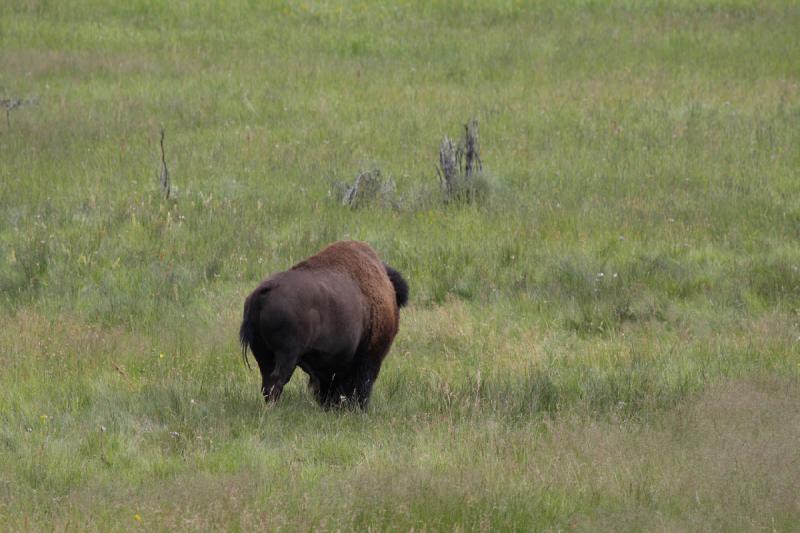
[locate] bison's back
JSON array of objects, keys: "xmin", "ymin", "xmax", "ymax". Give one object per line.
[
  {"xmin": 255, "ymin": 269, "xmax": 366, "ymax": 359},
  {"xmin": 291, "ymin": 241, "xmax": 400, "ymax": 350}
]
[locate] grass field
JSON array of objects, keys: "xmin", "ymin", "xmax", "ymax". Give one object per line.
[{"xmin": 2, "ymin": 0, "xmax": 799, "ymax": 529}]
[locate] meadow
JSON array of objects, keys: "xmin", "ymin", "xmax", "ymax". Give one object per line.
[{"xmin": 1, "ymin": 0, "xmax": 799, "ymax": 529}]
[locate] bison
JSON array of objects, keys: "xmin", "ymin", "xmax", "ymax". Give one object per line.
[{"xmin": 239, "ymin": 240, "xmax": 408, "ymax": 408}]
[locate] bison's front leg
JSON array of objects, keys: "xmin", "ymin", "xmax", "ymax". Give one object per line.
[
  {"xmin": 324, "ymin": 361, "xmax": 380, "ymax": 409},
  {"xmin": 350, "ymin": 360, "xmax": 383, "ymax": 409},
  {"xmin": 347, "ymin": 348, "xmax": 390, "ymax": 409},
  {"xmin": 261, "ymin": 351, "xmax": 298, "ymax": 403}
]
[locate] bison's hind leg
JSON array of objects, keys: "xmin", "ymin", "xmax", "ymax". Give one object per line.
[
  {"xmin": 307, "ymin": 372, "xmax": 340, "ymax": 408},
  {"xmin": 261, "ymin": 350, "xmax": 300, "ymax": 403}
]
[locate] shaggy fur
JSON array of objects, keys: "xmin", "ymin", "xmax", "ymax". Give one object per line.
[{"xmin": 239, "ymin": 241, "xmax": 408, "ymax": 408}]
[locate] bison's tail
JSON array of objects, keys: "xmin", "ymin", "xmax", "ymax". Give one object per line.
[
  {"xmin": 239, "ymin": 284, "xmax": 271, "ymax": 369},
  {"xmin": 384, "ymin": 263, "xmax": 409, "ymax": 308},
  {"xmin": 239, "ymin": 316, "xmax": 255, "ymax": 370}
]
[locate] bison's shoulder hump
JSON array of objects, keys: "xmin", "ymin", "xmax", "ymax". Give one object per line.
[{"xmin": 292, "ymin": 241, "xmax": 380, "ymax": 272}]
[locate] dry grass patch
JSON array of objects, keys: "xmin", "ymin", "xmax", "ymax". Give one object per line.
[{"xmin": 561, "ymin": 376, "xmax": 800, "ymax": 530}]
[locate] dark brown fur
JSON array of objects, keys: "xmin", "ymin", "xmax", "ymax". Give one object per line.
[{"xmin": 239, "ymin": 241, "xmax": 408, "ymax": 408}]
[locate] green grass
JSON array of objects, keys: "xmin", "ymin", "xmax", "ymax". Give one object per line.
[{"xmin": 2, "ymin": 0, "xmax": 799, "ymax": 529}]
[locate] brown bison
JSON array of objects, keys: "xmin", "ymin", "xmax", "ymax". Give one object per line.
[{"xmin": 239, "ymin": 240, "xmax": 408, "ymax": 408}]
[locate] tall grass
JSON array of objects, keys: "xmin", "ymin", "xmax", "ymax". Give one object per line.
[{"xmin": 1, "ymin": 0, "xmax": 799, "ymax": 529}]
